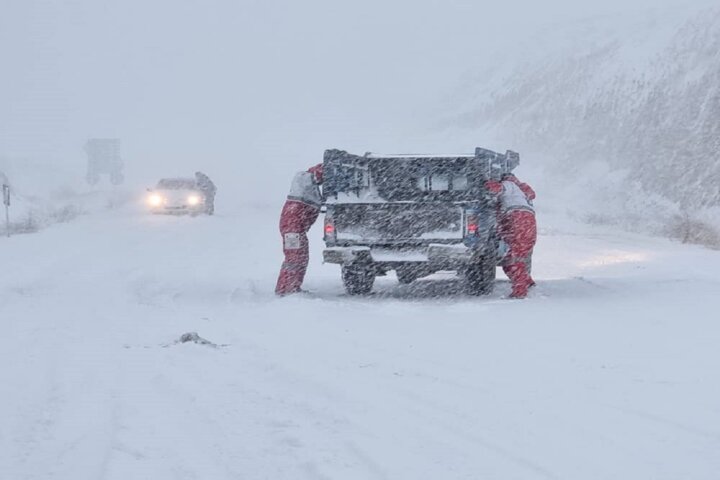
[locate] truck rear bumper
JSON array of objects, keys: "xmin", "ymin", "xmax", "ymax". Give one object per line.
[{"xmin": 323, "ymin": 244, "xmax": 475, "ymax": 267}]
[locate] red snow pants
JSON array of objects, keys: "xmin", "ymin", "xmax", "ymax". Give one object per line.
[
  {"xmin": 499, "ymin": 210, "xmax": 537, "ymax": 298},
  {"xmin": 275, "ymin": 200, "xmax": 320, "ymax": 295}
]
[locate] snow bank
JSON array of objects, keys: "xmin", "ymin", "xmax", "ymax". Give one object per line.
[{"xmin": 0, "ymin": 157, "xmax": 135, "ymax": 236}]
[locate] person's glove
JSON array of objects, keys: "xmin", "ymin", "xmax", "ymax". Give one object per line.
[
  {"xmin": 307, "ymin": 164, "xmax": 324, "ymax": 185},
  {"xmin": 484, "ymin": 180, "xmax": 502, "ymax": 195}
]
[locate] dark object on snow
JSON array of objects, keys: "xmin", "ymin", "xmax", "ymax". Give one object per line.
[
  {"xmin": 321, "ymin": 148, "xmax": 521, "ymax": 296},
  {"xmin": 176, "ymin": 332, "xmax": 217, "ymax": 347}
]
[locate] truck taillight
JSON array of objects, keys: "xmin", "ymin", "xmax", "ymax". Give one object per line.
[
  {"xmin": 324, "ymin": 218, "xmax": 336, "ymax": 242},
  {"xmin": 466, "ymin": 212, "xmax": 479, "ymax": 236}
]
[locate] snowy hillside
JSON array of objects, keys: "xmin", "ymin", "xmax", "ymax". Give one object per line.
[{"xmin": 449, "ymin": 6, "xmax": 720, "ymax": 242}]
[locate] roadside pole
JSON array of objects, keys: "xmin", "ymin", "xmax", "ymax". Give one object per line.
[{"xmin": 2, "ymin": 184, "xmax": 10, "ymax": 238}]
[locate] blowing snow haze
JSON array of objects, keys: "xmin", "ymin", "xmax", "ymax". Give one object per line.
[
  {"xmin": 2, "ymin": 0, "xmax": 715, "ymax": 206},
  {"xmin": 4, "ymin": 2, "xmax": 720, "ymax": 478}
]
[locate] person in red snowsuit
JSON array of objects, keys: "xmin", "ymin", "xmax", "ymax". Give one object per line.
[
  {"xmin": 485, "ymin": 174, "xmax": 537, "ymax": 298},
  {"xmin": 275, "ymin": 164, "xmax": 324, "ymax": 296}
]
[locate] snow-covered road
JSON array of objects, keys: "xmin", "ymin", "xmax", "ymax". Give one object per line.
[{"xmin": 2, "ymin": 206, "xmax": 719, "ymax": 479}]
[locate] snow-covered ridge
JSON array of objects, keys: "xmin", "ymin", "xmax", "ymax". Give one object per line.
[{"xmin": 448, "ymin": 6, "xmax": 720, "ymax": 244}]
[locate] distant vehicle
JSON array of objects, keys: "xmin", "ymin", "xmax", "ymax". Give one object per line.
[
  {"xmin": 85, "ymin": 139, "xmax": 124, "ymax": 185},
  {"xmin": 321, "ymin": 148, "xmax": 519, "ymax": 295},
  {"xmin": 146, "ymin": 178, "xmax": 209, "ymax": 215}
]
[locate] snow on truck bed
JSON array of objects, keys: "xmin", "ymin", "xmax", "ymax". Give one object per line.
[
  {"xmin": 365, "ymin": 153, "xmax": 475, "ymax": 158},
  {"xmin": 1, "ymin": 204, "xmax": 719, "ymax": 479}
]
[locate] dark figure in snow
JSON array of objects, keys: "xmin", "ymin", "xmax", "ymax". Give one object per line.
[
  {"xmin": 485, "ymin": 174, "xmax": 537, "ymax": 298},
  {"xmin": 275, "ymin": 164, "xmax": 324, "ymax": 296},
  {"xmin": 195, "ymin": 171, "xmax": 217, "ymax": 215}
]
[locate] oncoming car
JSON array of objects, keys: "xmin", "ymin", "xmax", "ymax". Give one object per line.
[{"xmin": 146, "ymin": 178, "xmax": 208, "ymax": 215}]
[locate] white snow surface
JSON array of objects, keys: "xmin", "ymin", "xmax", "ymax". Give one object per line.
[{"xmin": 1, "ymin": 200, "xmax": 720, "ymax": 479}]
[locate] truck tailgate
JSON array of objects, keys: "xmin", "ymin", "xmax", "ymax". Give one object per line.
[{"xmin": 331, "ymin": 203, "xmax": 464, "ymax": 243}]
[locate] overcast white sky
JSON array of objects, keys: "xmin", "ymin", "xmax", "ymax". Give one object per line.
[{"xmin": 0, "ymin": 0, "xmax": 713, "ymax": 195}]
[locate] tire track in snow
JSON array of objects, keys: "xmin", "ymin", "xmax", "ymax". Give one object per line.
[
  {"xmin": 609, "ymin": 405, "xmax": 720, "ymax": 443},
  {"xmin": 120, "ymin": 343, "xmax": 360, "ymax": 479},
  {"xmin": 348, "ymin": 372, "xmax": 561, "ymax": 479}
]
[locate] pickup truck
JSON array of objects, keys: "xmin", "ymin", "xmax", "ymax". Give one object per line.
[{"xmin": 321, "ymin": 148, "xmax": 520, "ymax": 295}]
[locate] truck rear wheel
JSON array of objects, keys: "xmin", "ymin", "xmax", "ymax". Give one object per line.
[
  {"xmin": 464, "ymin": 257, "xmax": 496, "ymax": 295},
  {"xmin": 341, "ymin": 265, "xmax": 375, "ymax": 295}
]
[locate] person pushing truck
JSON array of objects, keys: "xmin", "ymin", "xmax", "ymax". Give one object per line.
[{"xmin": 275, "ymin": 164, "xmax": 324, "ymax": 296}]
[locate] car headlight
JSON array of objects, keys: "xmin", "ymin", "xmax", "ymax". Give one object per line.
[
  {"xmin": 148, "ymin": 194, "xmax": 164, "ymax": 207},
  {"xmin": 187, "ymin": 195, "xmax": 202, "ymax": 206}
]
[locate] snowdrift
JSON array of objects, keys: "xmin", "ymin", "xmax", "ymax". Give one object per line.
[{"xmin": 0, "ymin": 157, "xmax": 135, "ymax": 236}]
